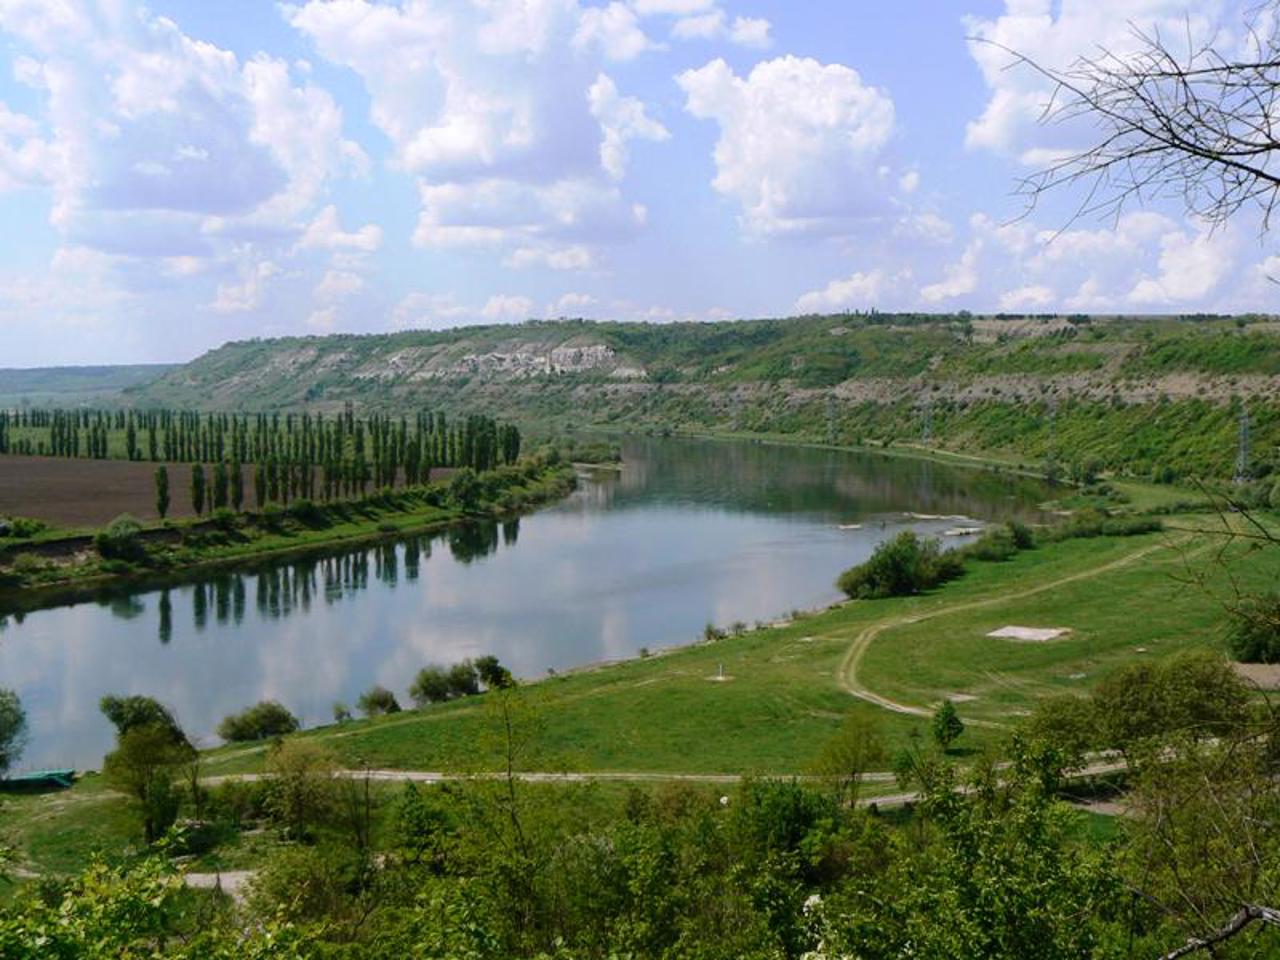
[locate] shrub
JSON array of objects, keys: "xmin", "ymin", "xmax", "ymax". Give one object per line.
[
  {"xmin": 256, "ymin": 504, "xmax": 286, "ymax": 532},
  {"xmin": 356, "ymin": 685, "xmax": 401, "ymax": 717},
  {"xmin": 409, "ymin": 665, "xmax": 452, "ymax": 706},
  {"xmin": 332, "ymin": 702, "xmax": 352, "ymax": 724},
  {"xmin": 1226, "ymin": 593, "xmax": 1280, "ymax": 663},
  {"xmin": 475, "ymin": 655, "xmax": 514, "ymax": 690},
  {"xmin": 447, "ymin": 661, "xmax": 480, "ymax": 698},
  {"xmin": 287, "ymin": 499, "xmax": 327, "ymax": 527},
  {"xmin": 210, "ymin": 508, "xmax": 237, "ymax": 532},
  {"xmin": 0, "ymin": 516, "xmax": 46, "ymax": 539},
  {"xmin": 837, "ymin": 532, "xmax": 965, "ymax": 599},
  {"xmin": 965, "ymin": 527, "xmax": 1018, "ymax": 562},
  {"xmin": 218, "ymin": 700, "xmax": 300, "ymax": 742},
  {"xmin": 94, "ymin": 515, "xmax": 146, "ymax": 562},
  {"xmin": 1006, "ymin": 519, "xmax": 1036, "ymax": 550}
]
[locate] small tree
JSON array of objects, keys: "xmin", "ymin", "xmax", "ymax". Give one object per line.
[
  {"xmin": 811, "ymin": 712, "xmax": 886, "ymax": 805},
  {"xmin": 356, "ymin": 685, "xmax": 401, "ymax": 717},
  {"xmin": 409, "ymin": 665, "xmax": 453, "ymax": 706},
  {"xmin": 0, "ymin": 689, "xmax": 27, "ymax": 776},
  {"xmin": 230, "ymin": 460, "xmax": 244, "ymax": 512},
  {"xmin": 932, "ymin": 699, "xmax": 965, "ymax": 751},
  {"xmin": 264, "ymin": 740, "xmax": 336, "ymax": 841},
  {"xmin": 1227, "ymin": 593, "xmax": 1280, "ymax": 663},
  {"xmin": 837, "ymin": 531, "xmax": 965, "ymax": 599},
  {"xmin": 475, "ymin": 655, "xmax": 515, "ymax": 691},
  {"xmin": 217, "ymin": 701, "xmax": 299, "ymax": 742},
  {"xmin": 154, "ymin": 465, "xmax": 169, "ymax": 520},
  {"xmin": 447, "ymin": 660, "xmax": 480, "ymax": 698},
  {"xmin": 212, "ymin": 461, "xmax": 229, "ymax": 511},
  {"xmin": 100, "ymin": 694, "xmax": 188, "ymax": 745},
  {"xmin": 191, "ymin": 463, "xmax": 206, "ymax": 516},
  {"xmin": 104, "ymin": 723, "xmax": 194, "ymax": 843}
]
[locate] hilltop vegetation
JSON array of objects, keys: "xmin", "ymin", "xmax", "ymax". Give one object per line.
[
  {"xmin": 127, "ymin": 313, "xmax": 1280, "ymax": 481},
  {"xmin": 0, "ymin": 364, "xmax": 177, "ymax": 408}
]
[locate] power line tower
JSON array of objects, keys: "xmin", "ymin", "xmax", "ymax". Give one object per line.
[{"xmin": 1234, "ymin": 405, "xmax": 1251, "ymax": 485}]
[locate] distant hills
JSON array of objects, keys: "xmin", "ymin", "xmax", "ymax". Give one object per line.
[
  {"xmin": 14, "ymin": 313, "xmax": 1280, "ymax": 480},
  {"xmin": 0, "ymin": 363, "xmax": 178, "ymax": 408}
]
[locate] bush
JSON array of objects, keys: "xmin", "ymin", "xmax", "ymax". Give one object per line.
[
  {"xmin": 218, "ymin": 700, "xmax": 300, "ymax": 742},
  {"xmin": 447, "ymin": 660, "xmax": 479, "ymax": 698},
  {"xmin": 1006, "ymin": 519, "xmax": 1036, "ymax": 550},
  {"xmin": 475, "ymin": 655, "xmax": 514, "ymax": 690},
  {"xmin": 409, "ymin": 665, "xmax": 452, "ymax": 706},
  {"xmin": 356, "ymin": 685, "xmax": 401, "ymax": 717},
  {"xmin": 965, "ymin": 527, "xmax": 1018, "ymax": 562},
  {"xmin": 0, "ymin": 516, "xmax": 46, "ymax": 539},
  {"xmin": 209, "ymin": 508, "xmax": 237, "ymax": 532},
  {"xmin": 1226, "ymin": 593, "xmax": 1280, "ymax": 663},
  {"xmin": 94, "ymin": 515, "xmax": 146, "ymax": 562},
  {"xmin": 287, "ymin": 499, "xmax": 327, "ymax": 527},
  {"xmin": 837, "ymin": 532, "xmax": 965, "ymax": 599}
]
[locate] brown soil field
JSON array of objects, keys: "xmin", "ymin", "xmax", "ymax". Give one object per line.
[
  {"xmin": 0, "ymin": 456, "xmax": 207, "ymax": 528},
  {"xmin": 0, "ymin": 457, "xmax": 460, "ymax": 530}
]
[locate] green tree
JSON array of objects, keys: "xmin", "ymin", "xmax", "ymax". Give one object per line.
[
  {"xmin": 154, "ymin": 465, "xmax": 169, "ymax": 520},
  {"xmin": 212, "ymin": 460, "xmax": 229, "ymax": 510},
  {"xmin": 475, "ymin": 655, "xmax": 515, "ymax": 690},
  {"xmin": 356, "ymin": 685, "xmax": 401, "ymax": 717},
  {"xmin": 933, "ymin": 698, "xmax": 965, "ymax": 750},
  {"xmin": 230, "ymin": 459, "xmax": 244, "ymax": 512},
  {"xmin": 409, "ymin": 665, "xmax": 452, "ymax": 706},
  {"xmin": 810, "ymin": 712, "xmax": 886, "ymax": 804},
  {"xmin": 191, "ymin": 463, "xmax": 206, "ymax": 516},
  {"xmin": 99, "ymin": 694, "xmax": 188, "ymax": 746},
  {"xmin": 254, "ymin": 461, "xmax": 266, "ymax": 509},
  {"xmin": 218, "ymin": 701, "xmax": 299, "ymax": 742},
  {"xmin": 0, "ymin": 689, "xmax": 27, "ymax": 776},
  {"xmin": 837, "ymin": 531, "xmax": 965, "ymax": 599},
  {"xmin": 104, "ymin": 723, "xmax": 194, "ymax": 843}
]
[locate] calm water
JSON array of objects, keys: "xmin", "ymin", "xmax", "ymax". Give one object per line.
[{"xmin": 0, "ymin": 438, "xmax": 1050, "ymax": 770}]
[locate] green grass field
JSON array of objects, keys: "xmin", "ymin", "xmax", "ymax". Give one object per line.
[{"xmin": 197, "ymin": 514, "xmax": 1276, "ymax": 779}]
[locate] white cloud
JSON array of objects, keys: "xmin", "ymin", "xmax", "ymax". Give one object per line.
[
  {"xmin": 964, "ymin": 1, "xmax": 1235, "ymax": 164},
  {"xmin": 574, "ymin": 2, "xmax": 654, "ymax": 61},
  {"xmin": 1128, "ymin": 227, "xmax": 1235, "ymax": 305},
  {"xmin": 921, "ymin": 240, "xmax": 981, "ymax": 303},
  {"xmin": 669, "ymin": 8, "xmax": 771, "ymax": 47},
  {"xmin": 998, "ymin": 284, "xmax": 1054, "ymax": 311},
  {"xmin": 289, "ymin": 0, "xmax": 660, "ymax": 266},
  {"xmin": 212, "ymin": 257, "xmax": 281, "ymax": 313},
  {"xmin": 506, "ymin": 245, "xmax": 597, "ymax": 270},
  {"xmin": 633, "ymin": 0, "xmax": 715, "ymax": 14},
  {"xmin": 315, "ymin": 269, "xmax": 364, "ymax": 302},
  {"xmin": 728, "ymin": 16, "xmax": 770, "ymax": 48},
  {"xmin": 588, "ymin": 73, "xmax": 669, "ymax": 180},
  {"xmin": 392, "ymin": 290, "xmax": 534, "ymax": 329},
  {"xmin": 548, "ymin": 291, "xmax": 596, "ymax": 314},
  {"xmin": 672, "ymin": 10, "xmax": 724, "ymax": 40},
  {"xmin": 482, "ymin": 293, "xmax": 535, "ymax": 320},
  {"xmin": 795, "ymin": 268, "xmax": 906, "ymax": 313},
  {"xmin": 297, "ymin": 205, "xmax": 383, "ymax": 252},
  {"xmin": 898, "ymin": 170, "xmax": 919, "ymax": 194},
  {"xmin": 0, "ymin": 0, "xmax": 364, "ymax": 289},
  {"xmin": 678, "ymin": 55, "xmax": 896, "ymax": 236}
]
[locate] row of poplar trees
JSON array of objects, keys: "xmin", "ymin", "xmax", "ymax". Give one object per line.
[{"xmin": 1, "ymin": 407, "xmax": 519, "ymax": 476}]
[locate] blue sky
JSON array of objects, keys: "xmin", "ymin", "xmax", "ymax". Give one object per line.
[{"xmin": 0, "ymin": 0, "xmax": 1275, "ymax": 366}]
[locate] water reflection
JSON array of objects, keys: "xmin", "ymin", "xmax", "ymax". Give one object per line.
[{"xmin": 2, "ymin": 437, "xmax": 1052, "ymax": 770}]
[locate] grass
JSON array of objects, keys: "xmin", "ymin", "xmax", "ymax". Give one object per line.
[
  {"xmin": 2, "ymin": 775, "xmax": 139, "ymax": 877},
  {"xmin": 198, "ymin": 513, "xmax": 1277, "ymax": 780}
]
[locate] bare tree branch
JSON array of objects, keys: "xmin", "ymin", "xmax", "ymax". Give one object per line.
[
  {"xmin": 1159, "ymin": 904, "xmax": 1280, "ymax": 958},
  {"xmin": 979, "ymin": 5, "xmax": 1280, "ymax": 236}
]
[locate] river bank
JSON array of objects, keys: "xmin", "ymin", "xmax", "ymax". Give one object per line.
[{"xmin": 0, "ymin": 462, "xmax": 577, "ymax": 616}]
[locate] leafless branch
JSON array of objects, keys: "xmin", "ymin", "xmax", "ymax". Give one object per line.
[{"xmin": 1159, "ymin": 904, "xmax": 1280, "ymax": 958}]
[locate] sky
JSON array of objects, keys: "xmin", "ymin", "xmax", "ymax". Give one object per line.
[{"xmin": 0, "ymin": 0, "xmax": 1276, "ymax": 367}]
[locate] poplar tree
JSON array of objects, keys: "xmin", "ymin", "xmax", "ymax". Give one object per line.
[
  {"xmin": 155, "ymin": 465, "xmax": 170, "ymax": 520},
  {"xmin": 191, "ymin": 464, "xmax": 207, "ymax": 517}
]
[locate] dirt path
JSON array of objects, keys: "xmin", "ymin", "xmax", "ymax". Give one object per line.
[
  {"xmin": 203, "ymin": 768, "xmax": 897, "ymax": 787},
  {"xmin": 835, "ymin": 536, "xmax": 1186, "ymax": 720}
]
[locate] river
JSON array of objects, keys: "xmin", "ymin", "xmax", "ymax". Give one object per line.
[{"xmin": 0, "ymin": 437, "xmax": 1050, "ymax": 770}]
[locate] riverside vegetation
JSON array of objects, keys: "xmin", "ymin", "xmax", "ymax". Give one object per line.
[{"xmin": 0, "ymin": 405, "xmax": 582, "ymax": 609}]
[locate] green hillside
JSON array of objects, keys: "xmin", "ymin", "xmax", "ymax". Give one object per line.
[
  {"xmin": 127, "ymin": 314, "xmax": 1280, "ymax": 481},
  {"xmin": 0, "ymin": 364, "xmax": 176, "ymax": 407}
]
